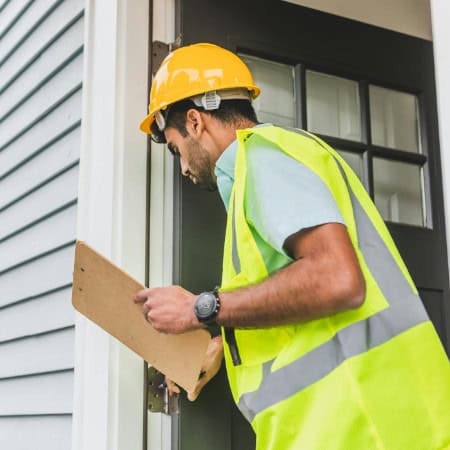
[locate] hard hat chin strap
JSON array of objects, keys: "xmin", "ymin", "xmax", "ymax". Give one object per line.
[{"xmin": 190, "ymin": 88, "xmax": 253, "ymax": 111}]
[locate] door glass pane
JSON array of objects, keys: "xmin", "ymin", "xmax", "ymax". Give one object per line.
[
  {"xmin": 373, "ymin": 158, "xmax": 425, "ymax": 226},
  {"xmin": 370, "ymin": 86, "xmax": 421, "ymax": 153},
  {"xmin": 336, "ymin": 150, "xmax": 363, "ymax": 181},
  {"xmin": 240, "ymin": 55, "xmax": 295, "ymax": 127},
  {"xmin": 306, "ymin": 71, "xmax": 361, "ymax": 141}
]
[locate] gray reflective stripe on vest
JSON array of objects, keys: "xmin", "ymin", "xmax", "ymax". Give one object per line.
[
  {"xmin": 231, "ymin": 194, "xmax": 241, "ymax": 274},
  {"xmin": 236, "ymin": 127, "xmax": 429, "ymax": 423},
  {"xmin": 226, "ymin": 195, "xmax": 243, "ymax": 366}
]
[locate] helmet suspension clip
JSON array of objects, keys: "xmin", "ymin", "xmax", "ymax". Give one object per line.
[{"xmin": 200, "ymin": 91, "xmax": 221, "ymax": 110}]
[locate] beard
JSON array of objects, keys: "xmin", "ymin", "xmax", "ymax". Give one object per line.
[{"xmin": 185, "ymin": 137, "xmax": 217, "ymax": 192}]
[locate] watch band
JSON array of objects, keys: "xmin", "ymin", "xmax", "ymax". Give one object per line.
[{"xmin": 207, "ymin": 322, "xmax": 222, "ymax": 337}]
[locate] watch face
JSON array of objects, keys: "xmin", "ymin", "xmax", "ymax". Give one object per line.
[{"xmin": 195, "ymin": 292, "xmax": 218, "ymax": 322}]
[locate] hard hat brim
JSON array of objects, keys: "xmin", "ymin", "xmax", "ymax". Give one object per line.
[{"xmin": 139, "ymin": 113, "xmax": 154, "ymax": 135}]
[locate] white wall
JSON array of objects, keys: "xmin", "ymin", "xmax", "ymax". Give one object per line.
[
  {"xmin": 284, "ymin": 0, "xmax": 432, "ymax": 40},
  {"xmin": 0, "ymin": 0, "xmax": 84, "ymax": 448}
]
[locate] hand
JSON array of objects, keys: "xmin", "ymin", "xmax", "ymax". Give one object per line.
[
  {"xmin": 163, "ymin": 337, "xmax": 224, "ymax": 400},
  {"xmin": 187, "ymin": 335, "xmax": 224, "ymax": 401},
  {"xmin": 133, "ymin": 285, "xmax": 201, "ymax": 334}
]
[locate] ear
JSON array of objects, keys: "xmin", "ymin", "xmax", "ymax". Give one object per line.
[{"xmin": 186, "ymin": 109, "xmax": 205, "ymax": 139}]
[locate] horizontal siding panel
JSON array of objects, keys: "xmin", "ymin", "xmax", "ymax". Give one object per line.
[
  {"xmin": 0, "ymin": 328, "xmax": 74, "ymax": 378},
  {"xmin": 0, "ymin": 415, "xmax": 71, "ymax": 450},
  {"xmin": 0, "ymin": 0, "xmax": 83, "ymax": 78},
  {"xmin": 0, "ymin": 88, "xmax": 81, "ymax": 172},
  {"xmin": 0, "ymin": 0, "xmax": 56, "ymax": 58},
  {"xmin": 0, "ymin": 14, "xmax": 83, "ymax": 108},
  {"xmin": 0, "ymin": 204, "xmax": 77, "ymax": 271},
  {"xmin": 0, "ymin": 125, "xmax": 80, "ymax": 205},
  {"xmin": 0, "ymin": 0, "xmax": 32, "ymax": 37},
  {"xmin": 0, "ymin": 54, "xmax": 83, "ymax": 143},
  {"xmin": 0, "ymin": 244, "xmax": 75, "ymax": 307},
  {"xmin": 0, "ymin": 165, "xmax": 79, "ymax": 237},
  {"xmin": 0, "ymin": 371, "xmax": 73, "ymax": 415},
  {"xmin": 0, "ymin": 287, "xmax": 74, "ymax": 342},
  {"xmin": 0, "ymin": 0, "xmax": 83, "ymax": 442}
]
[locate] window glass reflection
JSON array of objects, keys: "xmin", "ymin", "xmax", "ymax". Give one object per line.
[
  {"xmin": 370, "ymin": 86, "xmax": 421, "ymax": 153},
  {"xmin": 241, "ymin": 55, "xmax": 295, "ymax": 127},
  {"xmin": 373, "ymin": 158, "xmax": 425, "ymax": 226},
  {"xmin": 306, "ymin": 71, "xmax": 361, "ymax": 141}
]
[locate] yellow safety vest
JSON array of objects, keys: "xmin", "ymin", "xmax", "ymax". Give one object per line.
[{"xmin": 220, "ymin": 125, "xmax": 450, "ymax": 450}]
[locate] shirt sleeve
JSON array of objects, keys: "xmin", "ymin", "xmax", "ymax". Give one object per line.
[{"xmin": 245, "ymin": 134, "xmax": 345, "ymax": 255}]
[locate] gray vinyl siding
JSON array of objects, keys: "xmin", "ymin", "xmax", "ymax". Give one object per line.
[{"xmin": 0, "ymin": 0, "xmax": 83, "ymax": 448}]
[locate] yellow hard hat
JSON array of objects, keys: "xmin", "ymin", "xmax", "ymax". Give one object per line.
[{"xmin": 139, "ymin": 43, "xmax": 260, "ymax": 137}]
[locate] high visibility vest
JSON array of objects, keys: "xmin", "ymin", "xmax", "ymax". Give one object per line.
[{"xmin": 220, "ymin": 125, "xmax": 450, "ymax": 450}]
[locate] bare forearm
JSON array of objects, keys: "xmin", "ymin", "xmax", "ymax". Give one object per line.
[
  {"xmin": 134, "ymin": 224, "xmax": 366, "ymax": 334},
  {"xmin": 216, "ymin": 226, "xmax": 366, "ymax": 328}
]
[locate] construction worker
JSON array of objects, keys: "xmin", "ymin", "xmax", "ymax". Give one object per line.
[{"xmin": 134, "ymin": 43, "xmax": 450, "ymax": 449}]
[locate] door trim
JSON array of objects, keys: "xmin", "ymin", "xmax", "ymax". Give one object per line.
[
  {"xmin": 430, "ymin": 0, "xmax": 450, "ymax": 352},
  {"xmin": 147, "ymin": 0, "xmax": 178, "ymax": 449},
  {"xmin": 71, "ymin": 1, "xmax": 149, "ymax": 449}
]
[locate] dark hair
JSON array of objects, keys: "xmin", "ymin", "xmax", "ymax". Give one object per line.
[{"xmin": 165, "ymin": 98, "xmax": 258, "ymax": 138}]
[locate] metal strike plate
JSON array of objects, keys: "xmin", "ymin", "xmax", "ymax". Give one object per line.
[
  {"xmin": 147, "ymin": 366, "xmax": 179, "ymax": 415},
  {"xmin": 151, "ymin": 41, "xmax": 170, "ymax": 75},
  {"xmin": 151, "ymin": 36, "xmax": 182, "ymax": 74}
]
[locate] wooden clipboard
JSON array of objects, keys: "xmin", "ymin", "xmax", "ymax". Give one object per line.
[{"xmin": 72, "ymin": 240, "xmax": 210, "ymax": 392}]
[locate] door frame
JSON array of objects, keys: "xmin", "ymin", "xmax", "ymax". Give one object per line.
[{"xmin": 431, "ymin": 0, "xmax": 450, "ymax": 332}]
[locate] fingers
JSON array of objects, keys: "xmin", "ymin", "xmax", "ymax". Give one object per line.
[
  {"xmin": 187, "ymin": 363, "xmax": 219, "ymax": 402},
  {"xmin": 133, "ymin": 288, "xmax": 152, "ymax": 304},
  {"xmin": 165, "ymin": 377, "xmax": 201, "ymax": 401},
  {"xmin": 165, "ymin": 378, "xmax": 180, "ymax": 396},
  {"xmin": 132, "ymin": 285, "xmax": 199, "ymax": 334},
  {"xmin": 187, "ymin": 369, "xmax": 213, "ymax": 401},
  {"xmin": 168, "ymin": 351, "xmax": 223, "ymax": 402},
  {"xmin": 132, "ymin": 289, "xmax": 154, "ymax": 323}
]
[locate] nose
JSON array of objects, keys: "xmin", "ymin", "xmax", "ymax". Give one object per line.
[{"xmin": 180, "ymin": 158, "xmax": 190, "ymax": 177}]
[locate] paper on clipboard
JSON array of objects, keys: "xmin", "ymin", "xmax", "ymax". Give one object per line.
[{"xmin": 71, "ymin": 240, "xmax": 210, "ymax": 392}]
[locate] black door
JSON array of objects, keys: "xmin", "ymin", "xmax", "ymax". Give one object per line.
[{"xmin": 171, "ymin": 1, "xmax": 450, "ymax": 449}]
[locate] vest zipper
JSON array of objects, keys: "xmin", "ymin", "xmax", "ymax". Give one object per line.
[{"xmin": 224, "ymin": 327, "xmax": 242, "ymax": 365}]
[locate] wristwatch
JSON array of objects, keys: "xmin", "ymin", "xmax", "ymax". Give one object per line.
[{"xmin": 194, "ymin": 290, "xmax": 221, "ymax": 324}]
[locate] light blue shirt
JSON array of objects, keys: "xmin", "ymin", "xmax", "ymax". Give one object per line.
[{"xmin": 215, "ymin": 124, "xmax": 345, "ymax": 272}]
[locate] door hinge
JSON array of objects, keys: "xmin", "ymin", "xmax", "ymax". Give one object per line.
[
  {"xmin": 147, "ymin": 366, "xmax": 180, "ymax": 415},
  {"xmin": 151, "ymin": 35, "xmax": 183, "ymax": 74}
]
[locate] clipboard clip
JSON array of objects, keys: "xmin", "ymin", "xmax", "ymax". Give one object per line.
[{"xmin": 147, "ymin": 366, "xmax": 180, "ymax": 415}]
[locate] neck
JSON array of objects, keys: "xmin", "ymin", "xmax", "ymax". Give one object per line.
[
  {"xmin": 214, "ymin": 119, "xmax": 258, "ymax": 153},
  {"xmin": 201, "ymin": 114, "xmax": 258, "ymax": 167}
]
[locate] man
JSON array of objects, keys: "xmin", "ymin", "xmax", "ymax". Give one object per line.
[{"xmin": 135, "ymin": 43, "xmax": 450, "ymax": 449}]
